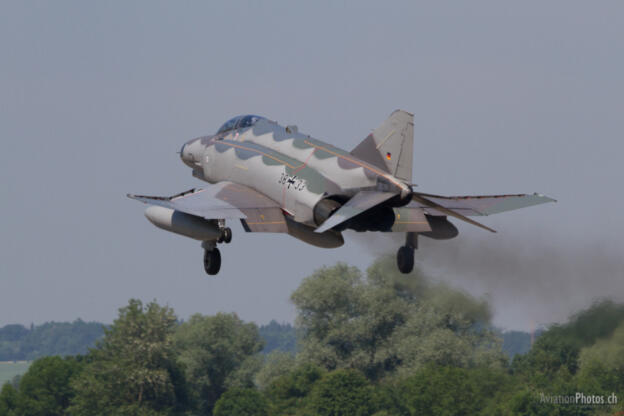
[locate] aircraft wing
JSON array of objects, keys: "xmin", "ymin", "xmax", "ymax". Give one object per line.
[
  {"xmin": 128, "ymin": 182, "xmax": 287, "ymax": 232},
  {"xmin": 410, "ymin": 192, "xmax": 556, "ymax": 216}
]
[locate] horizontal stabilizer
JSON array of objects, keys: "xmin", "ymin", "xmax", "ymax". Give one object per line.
[
  {"xmin": 411, "ymin": 193, "xmax": 496, "ymax": 233},
  {"xmin": 315, "ymin": 191, "xmax": 397, "ymax": 233},
  {"xmin": 410, "ymin": 192, "xmax": 556, "ymax": 216},
  {"xmin": 410, "ymin": 192, "xmax": 556, "ymax": 233}
]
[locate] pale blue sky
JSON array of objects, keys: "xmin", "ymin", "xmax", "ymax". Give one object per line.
[{"xmin": 1, "ymin": 1, "xmax": 622, "ymax": 330}]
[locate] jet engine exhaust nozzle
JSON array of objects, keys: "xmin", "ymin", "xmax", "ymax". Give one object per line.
[{"xmin": 313, "ymin": 198, "xmax": 342, "ymax": 226}]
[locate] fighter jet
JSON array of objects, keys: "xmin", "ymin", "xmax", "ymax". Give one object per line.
[{"xmin": 129, "ymin": 111, "xmax": 554, "ymax": 275}]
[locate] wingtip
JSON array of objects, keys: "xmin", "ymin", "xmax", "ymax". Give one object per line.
[{"xmin": 533, "ymin": 192, "xmax": 557, "ymax": 203}]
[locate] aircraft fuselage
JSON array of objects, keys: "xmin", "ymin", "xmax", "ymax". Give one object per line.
[{"xmin": 181, "ymin": 117, "xmax": 411, "ymax": 226}]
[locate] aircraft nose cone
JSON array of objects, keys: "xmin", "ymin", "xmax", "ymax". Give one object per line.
[{"xmin": 180, "ymin": 139, "xmax": 198, "ymax": 167}]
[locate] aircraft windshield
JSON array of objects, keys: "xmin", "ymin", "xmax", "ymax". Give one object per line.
[{"xmin": 216, "ymin": 115, "xmax": 264, "ymax": 134}]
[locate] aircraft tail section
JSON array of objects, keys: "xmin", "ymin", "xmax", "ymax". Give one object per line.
[{"xmin": 350, "ymin": 110, "xmax": 414, "ymax": 182}]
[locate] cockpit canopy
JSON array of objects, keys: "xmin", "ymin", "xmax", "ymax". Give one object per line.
[{"xmin": 216, "ymin": 115, "xmax": 265, "ymax": 134}]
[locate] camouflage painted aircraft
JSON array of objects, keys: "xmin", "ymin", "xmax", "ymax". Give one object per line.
[{"xmin": 129, "ymin": 111, "xmax": 555, "ymax": 275}]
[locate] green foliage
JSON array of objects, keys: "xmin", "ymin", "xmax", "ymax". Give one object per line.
[
  {"xmin": 292, "ymin": 257, "xmax": 505, "ymax": 381},
  {"xmin": 259, "ymin": 321, "xmax": 297, "ymax": 355},
  {"xmin": 395, "ymin": 365, "xmax": 509, "ymax": 416},
  {"xmin": 1, "ymin": 260, "xmax": 623, "ymax": 416},
  {"xmin": 213, "ymin": 387, "xmax": 268, "ymax": 416},
  {"xmin": 513, "ymin": 299, "xmax": 624, "ymax": 380},
  {"xmin": 0, "ymin": 325, "xmax": 29, "ymax": 342},
  {"xmin": 307, "ymin": 369, "xmax": 375, "ymax": 416},
  {"xmin": 0, "ymin": 319, "xmax": 296, "ymax": 363},
  {"xmin": 577, "ymin": 321, "xmax": 624, "ymax": 392},
  {"xmin": 255, "ymin": 351, "xmax": 296, "ymax": 391},
  {"xmin": 68, "ymin": 299, "xmax": 187, "ymax": 416},
  {"xmin": 266, "ymin": 364, "xmax": 324, "ymax": 415},
  {"xmin": 174, "ymin": 312, "xmax": 264, "ymax": 415},
  {"xmin": 11, "ymin": 356, "xmax": 83, "ymax": 416},
  {"xmin": 0, "ymin": 383, "xmax": 19, "ymax": 416},
  {"xmin": 0, "ymin": 320, "xmax": 104, "ymax": 361}
]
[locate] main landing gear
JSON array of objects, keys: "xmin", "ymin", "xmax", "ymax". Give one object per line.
[
  {"xmin": 203, "ymin": 246, "xmax": 221, "ymax": 275},
  {"xmin": 397, "ymin": 232, "xmax": 417, "ymax": 274},
  {"xmin": 202, "ymin": 223, "xmax": 232, "ymax": 275},
  {"xmin": 218, "ymin": 227, "xmax": 232, "ymax": 244}
]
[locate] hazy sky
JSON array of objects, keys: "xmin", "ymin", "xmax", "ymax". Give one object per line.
[{"xmin": 1, "ymin": 1, "xmax": 622, "ymax": 330}]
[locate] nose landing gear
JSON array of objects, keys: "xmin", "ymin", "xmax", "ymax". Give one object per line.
[
  {"xmin": 202, "ymin": 221, "xmax": 232, "ymax": 275},
  {"xmin": 397, "ymin": 232, "xmax": 417, "ymax": 274}
]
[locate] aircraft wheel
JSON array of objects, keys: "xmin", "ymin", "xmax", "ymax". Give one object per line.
[
  {"xmin": 397, "ymin": 245, "xmax": 414, "ymax": 274},
  {"xmin": 203, "ymin": 248, "xmax": 221, "ymax": 275},
  {"xmin": 222, "ymin": 227, "xmax": 232, "ymax": 244}
]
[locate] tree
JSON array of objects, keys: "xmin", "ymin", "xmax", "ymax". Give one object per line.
[
  {"xmin": 307, "ymin": 369, "xmax": 375, "ymax": 416},
  {"xmin": 0, "ymin": 320, "xmax": 104, "ymax": 361},
  {"xmin": 11, "ymin": 356, "xmax": 82, "ymax": 416},
  {"xmin": 174, "ymin": 313, "xmax": 264, "ymax": 415},
  {"xmin": 213, "ymin": 388, "xmax": 268, "ymax": 416},
  {"xmin": 396, "ymin": 365, "xmax": 508, "ymax": 416},
  {"xmin": 258, "ymin": 321, "xmax": 297, "ymax": 355},
  {"xmin": 292, "ymin": 257, "xmax": 505, "ymax": 381},
  {"xmin": 0, "ymin": 383, "xmax": 19, "ymax": 416},
  {"xmin": 254, "ymin": 351, "xmax": 296, "ymax": 391},
  {"xmin": 577, "ymin": 322, "xmax": 624, "ymax": 393},
  {"xmin": 0, "ymin": 324, "xmax": 29, "ymax": 342},
  {"xmin": 265, "ymin": 363, "xmax": 324, "ymax": 415},
  {"xmin": 68, "ymin": 299, "xmax": 187, "ymax": 416},
  {"xmin": 512, "ymin": 300, "xmax": 624, "ymax": 381}
]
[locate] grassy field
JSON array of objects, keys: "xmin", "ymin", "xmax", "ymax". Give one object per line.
[{"xmin": 0, "ymin": 361, "xmax": 31, "ymax": 385}]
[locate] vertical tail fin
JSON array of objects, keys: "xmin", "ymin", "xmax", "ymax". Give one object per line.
[{"xmin": 350, "ymin": 110, "xmax": 414, "ymax": 181}]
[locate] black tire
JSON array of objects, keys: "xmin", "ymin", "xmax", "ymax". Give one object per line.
[
  {"xmin": 203, "ymin": 248, "xmax": 221, "ymax": 275},
  {"xmin": 222, "ymin": 227, "xmax": 232, "ymax": 244},
  {"xmin": 397, "ymin": 245, "xmax": 414, "ymax": 274}
]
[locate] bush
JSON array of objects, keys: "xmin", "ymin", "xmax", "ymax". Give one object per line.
[
  {"xmin": 307, "ymin": 369, "xmax": 375, "ymax": 416},
  {"xmin": 213, "ymin": 388, "xmax": 268, "ymax": 416}
]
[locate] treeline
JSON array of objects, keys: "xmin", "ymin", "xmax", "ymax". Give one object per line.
[
  {"xmin": 258, "ymin": 321, "xmax": 297, "ymax": 355},
  {"xmin": 0, "ymin": 321, "xmax": 104, "ymax": 361},
  {"xmin": 1, "ymin": 256, "xmax": 622, "ymax": 415},
  {"xmin": 0, "ymin": 319, "xmax": 296, "ymax": 362},
  {"xmin": 0, "ymin": 310, "xmax": 534, "ymax": 363}
]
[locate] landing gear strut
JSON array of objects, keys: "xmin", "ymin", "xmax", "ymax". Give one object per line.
[{"xmin": 397, "ymin": 232, "xmax": 417, "ymax": 274}]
